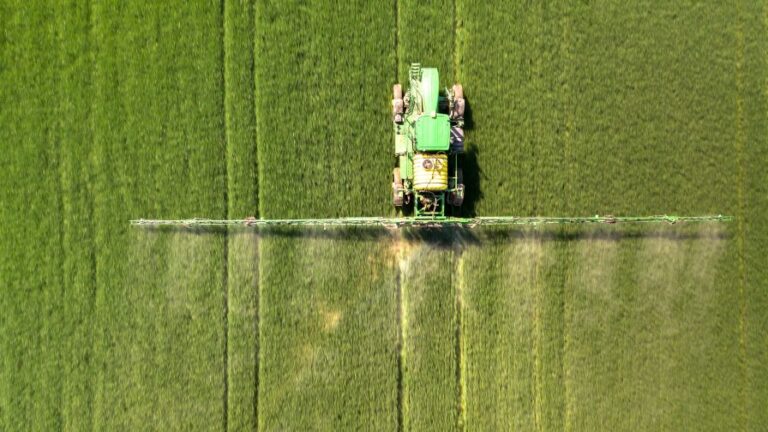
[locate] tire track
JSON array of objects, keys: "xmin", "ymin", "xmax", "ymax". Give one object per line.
[
  {"xmin": 394, "ymin": 0, "xmax": 400, "ymax": 82},
  {"xmin": 452, "ymin": 3, "xmax": 466, "ymax": 429},
  {"xmin": 224, "ymin": 0, "xmax": 261, "ymax": 430},
  {"xmin": 395, "ymin": 238, "xmax": 405, "ymax": 432},
  {"xmin": 221, "ymin": 1, "xmax": 230, "ymax": 430},
  {"xmin": 734, "ymin": 5, "xmax": 748, "ymax": 429},
  {"xmin": 452, "ymin": 234, "xmax": 466, "ymax": 432}
]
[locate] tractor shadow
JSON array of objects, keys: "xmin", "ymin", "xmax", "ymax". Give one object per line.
[
  {"xmin": 396, "ymin": 224, "xmax": 731, "ymax": 252},
  {"xmin": 477, "ymin": 226, "xmax": 732, "ymax": 244},
  {"xmin": 136, "ymin": 224, "xmax": 731, "ymax": 249},
  {"xmin": 452, "ymin": 98, "xmax": 482, "ymax": 218}
]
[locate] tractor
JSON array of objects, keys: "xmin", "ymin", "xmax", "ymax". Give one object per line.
[{"xmin": 392, "ymin": 63, "xmax": 465, "ymax": 218}]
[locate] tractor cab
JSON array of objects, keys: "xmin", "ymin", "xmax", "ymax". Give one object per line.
[{"xmin": 414, "ymin": 113, "xmax": 451, "ymax": 152}]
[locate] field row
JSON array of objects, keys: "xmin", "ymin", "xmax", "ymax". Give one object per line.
[{"xmin": 1, "ymin": 1, "xmax": 228, "ymax": 429}]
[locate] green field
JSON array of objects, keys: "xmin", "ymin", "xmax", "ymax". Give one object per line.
[{"xmin": 1, "ymin": 0, "xmax": 766, "ymax": 430}]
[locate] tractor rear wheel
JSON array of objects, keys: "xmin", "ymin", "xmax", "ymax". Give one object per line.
[
  {"xmin": 392, "ymin": 167, "xmax": 404, "ymax": 207},
  {"xmin": 449, "ymin": 168, "xmax": 464, "ymax": 206},
  {"xmin": 450, "ymin": 125, "xmax": 464, "ymax": 153},
  {"xmin": 451, "ymin": 188, "xmax": 464, "ymax": 207}
]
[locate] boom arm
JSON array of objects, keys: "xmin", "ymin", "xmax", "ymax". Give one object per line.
[{"xmin": 131, "ymin": 214, "xmax": 732, "ymax": 228}]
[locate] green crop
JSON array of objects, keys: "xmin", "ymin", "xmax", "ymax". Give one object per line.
[
  {"xmin": 224, "ymin": 0, "xmax": 260, "ymax": 429},
  {"xmin": 399, "ymin": 242, "xmax": 458, "ymax": 431},
  {"xmin": 455, "ymin": 1, "xmax": 765, "ymax": 430},
  {"xmin": 0, "ymin": 2, "xmax": 63, "ymax": 429},
  {"xmin": 88, "ymin": 2, "xmax": 228, "ymax": 429},
  {"xmin": 257, "ymin": 235, "xmax": 399, "ymax": 430},
  {"xmin": 253, "ymin": 1, "xmax": 399, "ymax": 430}
]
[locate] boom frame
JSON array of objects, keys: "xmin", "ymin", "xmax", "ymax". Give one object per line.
[{"xmin": 131, "ymin": 215, "xmax": 732, "ymax": 228}]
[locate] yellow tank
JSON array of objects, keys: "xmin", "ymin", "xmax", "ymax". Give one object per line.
[{"xmin": 413, "ymin": 153, "xmax": 448, "ymax": 191}]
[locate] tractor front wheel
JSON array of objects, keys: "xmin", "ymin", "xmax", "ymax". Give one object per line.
[
  {"xmin": 452, "ymin": 84, "xmax": 463, "ymax": 99},
  {"xmin": 451, "ymin": 84, "xmax": 465, "ymax": 120},
  {"xmin": 393, "ymin": 84, "xmax": 404, "ymax": 124}
]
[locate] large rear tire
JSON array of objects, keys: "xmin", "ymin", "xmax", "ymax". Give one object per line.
[
  {"xmin": 449, "ymin": 168, "xmax": 464, "ymax": 207},
  {"xmin": 450, "ymin": 125, "xmax": 464, "ymax": 153},
  {"xmin": 392, "ymin": 167, "xmax": 404, "ymax": 207}
]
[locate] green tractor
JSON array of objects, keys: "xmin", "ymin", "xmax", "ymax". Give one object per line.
[{"xmin": 392, "ymin": 63, "xmax": 465, "ymax": 218}]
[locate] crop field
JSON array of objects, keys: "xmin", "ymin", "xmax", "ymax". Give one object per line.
[{"xmin": 1, "ymin": 0, "xmax": 766, "ymax": 431}]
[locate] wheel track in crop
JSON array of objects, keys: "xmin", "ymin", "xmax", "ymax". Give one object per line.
[
  {"xmin": 734, "ymin": 6, "xmax": 748, "ymax": 429},
  {"xmin": 452, "ymin": 234, "xmax": 467, "ymax": 431},
  {"xmin": 224, "ymin": 0, "xmax": 261, "ymax": 429},
  {"xmin": 395, "ymin": 235, "xmax": 405, "ymax": 432},
  {"xmin": 221, "ymin": 1, "xmax": 230, "ymax": 429}
]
